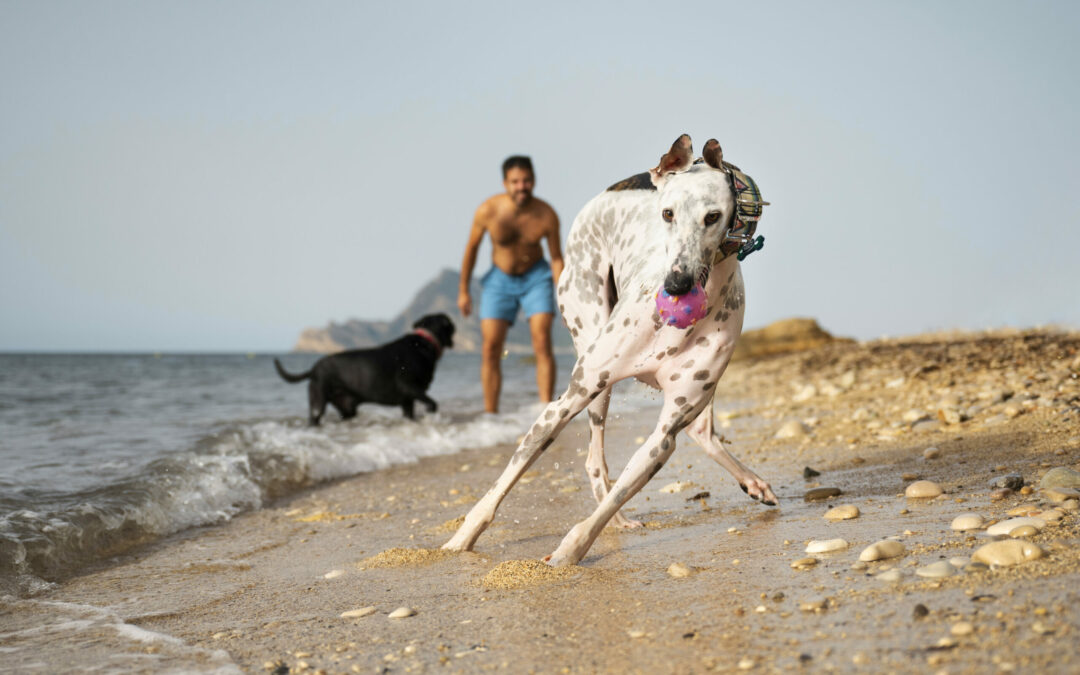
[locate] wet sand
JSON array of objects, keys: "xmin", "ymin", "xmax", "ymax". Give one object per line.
[{"xmin": 4, "ymin": 328, "xmax": 1080, "ymax": 674}]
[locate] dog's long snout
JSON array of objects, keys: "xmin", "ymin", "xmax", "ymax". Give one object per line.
[{"xmin": 663, "ymin": 270, "xmax": 695, "ymax": 296}]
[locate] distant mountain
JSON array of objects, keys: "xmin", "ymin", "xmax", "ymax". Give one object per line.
[{"xmin": 293, "ymin": 269, "xmax": 574, "ymax": 354}]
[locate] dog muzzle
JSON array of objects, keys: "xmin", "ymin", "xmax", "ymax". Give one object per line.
[{"xmin": 715, "ymin": 164, "xmax": 769, "ymax": 263}]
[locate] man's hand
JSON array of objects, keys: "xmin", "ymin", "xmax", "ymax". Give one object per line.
[{"xmin": 457, "ymin": 290, "xmax": 472, "ymax": 317}]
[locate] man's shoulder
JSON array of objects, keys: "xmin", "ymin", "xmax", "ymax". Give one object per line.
[{"xmin": 526, "ymin": 197, "xmax": 558, "ymax": 220}]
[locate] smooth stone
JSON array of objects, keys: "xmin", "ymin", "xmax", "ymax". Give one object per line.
[
  {"xmin": 905, "ymin": 480, "xmax": 943, "ymax": 498},
  {"xmin": 804, "ymin": 487, "xmax": 843, "ymax": 501},
  {"xmin": 991, "ymin": 474, "xmax": 1024, "ymax": 491},
  {"xmin": 916, "ymin": 561, "xmax": 955, "ymax": 578},
  {"xmin": 949, "ymin": 556, "xmax": 969, "ymax": 568},
  {"xmin": 659, "ymin": 481, "xmax": 695, "ymax": 494},
  {"xmin": 1043, "ymin": 486, "xmax": 1080, "ymax": 502},
  {"xmin": 776, "ymin": 420, "xmax": 810, "ymax": 439},
  {"xmin": 876, "ymin": 569, "xmax": 903, "ymax": 582},
  {"xmin": 964, "ymin": 561, "xmax": 990, "ymax": 573},
  {"xmin": 803, "ymin": 466, "xmax": 821, "ymax": 479},
  {"xmin": 986, "ymin": 517, "xmax": 1046, "ymax": 536},
  {"xmin": 859, "ymin": 540, "xmax": 906, "ymax": 562},
  {"xmin": 1061, "ymin": 499, "xmax": 1080, "ymax": 512},
  {"xmin": 791, "ymin": 557, "xmax": 818, "ymax": 569},
  {"xmin": 823, "ymin": 504, "xmax": 860, "ymax": 521},
  {"xmin": 388, "ymin": 607, "xmax": 417, "ymax": 619},
  {"xmin": 990, "ymin": 488, "xmax": 1013, "ymax": 501},
  {"xmin": 805, "ymin": 538, "xmax": 849, "ymax": 553},
  {"xmin": 667, "ymin": 562, "xmax": 693, "ymax": 578},
  {"xmin": 324, "ymin": 569, "xmax": 345, "ymax": 579},
  {"xmin": 799, "ymin": 598, "xmax": 828, "ymax": 612},
  {"xmin": 951, "ymin": 513, "xmax": 984, "ymax": 531},
  {"xmin": 923, "ymin": 446, "xmax": 941, "ymax": 460},
  {"xmin": 951, "ymin": 621, "xmax": 975, "ymax": 636},
  {"xmin": 971, "ymin": 540, "xmax": 1045, "ymax": 566},
  {"xmin": 1007, "ymin": 505, "xmax": 1040, "ymax": 517},
  {"xmin": 1033, "ymin": 509, "xmax": 1065, "ymax": 523},
  {"xmin": 1008, "ymin": 525, "xmax": 1038, "ymax": 538},
  {"xmin": 913, "ymin": 603, "xmax": 929, "ymax": 619},
  {"xmin": 340, "ymin": 606, "xmax": 377, "ymax": 619},
  {"xmin": 1040, "ymin": 467, "xmax": 1080, "ymax": 489}
]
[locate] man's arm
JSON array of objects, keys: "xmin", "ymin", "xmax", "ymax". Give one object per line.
[
  {"xmin": 458, "ymin": 203, "xmax": 489, "ymax": 317},
  {"xmin": 545, "ymin": 207, "xmax": 564, "ymax": 286}
]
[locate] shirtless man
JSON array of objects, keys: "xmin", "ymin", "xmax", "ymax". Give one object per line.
[{"xmin": 458, "ymin": 156, "xmax": 563, "ymax": 413}]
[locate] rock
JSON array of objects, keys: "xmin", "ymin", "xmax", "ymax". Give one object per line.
[
  {"xmin": 1033, "ymin": 508, "xmax": 1066, "ymax": 523},
  {"xmin": 1043, "ymin": 486, "xmax": 1080, "ymax": 502},
  {"xmin": 805, "ymin": 539, "xmax": 849, "ymax": 553},
  {"xmin": 916, "ymin": 561, "xmax": 955, "ymax": 579},
  {"xmin": 388, "ymin": 607, "xmax": 417, "ymax": 619},
  {"xmin": 951, "ymin": 513, "xmax": 984, "ymax": 531},
  {"xmin": 776, "ymin": 420, "xmax": 810, "ymax": 439},
  {"xmin": 1008, "ymin": 505, "xmax": 1040, "ymax": 517},
  {"xmin": 903, "ymin": 409, "xmax": 929, "ymax": 423},
  {"xmin": 803, "ymin": 466, "xmax": 821, "ymax": 479},
  {"xmin": 951, "ymin": 621, "xmax": 975, "ymax": 636},
  {"xmin": 990, "ymin": 488, "xmax": 1013, "ymax": 501},
  {"xmin": 905, "ymin": 480, "xmax": 943, "ymax": 498},
  {"xmin": 341, "ymin": 606, "xmax": 378, "ymax": 619},
  {"xmin": 901, "ymin": 472, "xmax": 920, "ymax": 481},
  {"xmin": 659, "ymin": 481, "xmax": 695, "ymax": 494},
  {"xmin": 859, "ymin": 540, "xmax": 906, "ymax": 562},
  {"xmin": 667, "ymin": 562, "xmax": 693, "ymax": 578},
  {"xmin": 1041, "ymin": 467, "xmax": 1080, "ymax": 489},
  {"xmin": 964, "ymin": 561, "xmax": 990, "ymax": 573},
  {"xmin": 971, "ymin": 540, "xmax": 1045, "ymax": 566},
  {"xmin": 324, "ymin": 569, "xmax": 345, "ymax": 579},
  {"xmin": 737, "ymin": 657, "xmax": 755, "ymax": 670},
  {"xmin": 923, "ymin": 447, "xmax": 941, "ymax": 460},
  {"xmin": 1003, "ymin": 402, "xmax": 1022, "ymax": 418},
  {"xmin": 876, "ymin": 569, "xmax": 903, "ymax": 582},
  {"xmin": 949, "ymin": 557, "xmax": 969, "ymax": 568},
  {"xmin": 804, "ymin": 487, "xmax": 842, "ymax": 502},
  {"xmin": 1008, "ymin": 525, "xmax": 1038, "ymax": 538},
  {"xmin": 627, "ymin": 630, "xmax": 646, "ymax": 639},
  {"xmin": 991, "ymin": 474, "xmax": 1024, "ymax": 491},
  {"xmin": 824, "ymin": 505, "xmax": 860, "ymax": 521},
  {"xmin": 913, "ymin": 603, "xmax": 929, "ymax": 619},
  {"xmin": 986, "ymin": 517, "xmax": 1046, "ymax": 536},
  {"xmin": 792, "ymin": 384, "xmax": 817, "ymax": 402},
  {"xmin": 791, "ymin": 557, "xmax": 818, "ymax": 570},
  {"xmin": 800, "ymin": 598, "xmax": 828, "ymax": 612},
  {"xmin": 937, "ymin": 408, "xmax": 963, "ymax": 425}
]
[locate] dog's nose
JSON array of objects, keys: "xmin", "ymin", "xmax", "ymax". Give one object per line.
[{"xmin": 663, "ymin": 270, "xmax": 695, "ymax": 296}]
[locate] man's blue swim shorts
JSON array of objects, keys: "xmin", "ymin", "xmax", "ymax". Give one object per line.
[{"xmin": 479, "ymin": 259, "xmax": 556, "ymax": 324}]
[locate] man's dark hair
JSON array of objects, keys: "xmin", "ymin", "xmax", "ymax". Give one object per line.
[{"xmin": 502, "ymin": 155, "xmax": 534, "ymax": 179}]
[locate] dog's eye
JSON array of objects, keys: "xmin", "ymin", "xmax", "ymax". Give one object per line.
[
  {"xmin": 662, "ymin": 209, "xmax": 674, "ymax": 223},
  {"xmin": 704, "ymin": 211, "xmax": 721, "ymax": 226}
]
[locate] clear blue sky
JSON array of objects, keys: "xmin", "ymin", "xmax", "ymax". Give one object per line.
[{"xmin": 2, "ymin": 1, "xmax": 1078, "ymax": 351}]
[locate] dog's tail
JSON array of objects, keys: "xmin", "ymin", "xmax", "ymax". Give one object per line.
[{"xmin": 273, "ymin": 358, "xmax": 312, "ymax": 383}]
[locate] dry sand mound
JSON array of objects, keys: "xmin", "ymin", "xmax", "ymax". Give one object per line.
[{"xmin": 481, "ymin": 560, "xmax": 582, "ymax": 590}]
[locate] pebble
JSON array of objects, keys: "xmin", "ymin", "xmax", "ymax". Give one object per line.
[
  {"xmin": 951, "ymin": 513, "xmax": 984, "ymax": 531},
  {"xmin": 951, "ymin": 621, "xmax": 974, "ymax": 637},
  {"xmin": 901, "ymin": 472, "xmax": 920, "ymax": 481},
  {"xmin": 804, "ymin": 487, "xmax": 842, "ymax": 502},
  {"xmin": 324, "ymin": 569, "xmax": 344, "ymax": 579},
  {"xmin": 876, "ymin": 569, "xmax": 903, "ymax": 582},
  {"xmin": 913, "ymin": 603, "xmax": 929, "ymax": 619},
  {"xmin": 799, "ymin": 598, "xmax": 828, "ymax": 612},
  {"xmin": 964, "ymin": 561, "xmax": 989, "ymax": 573},
  {"xmin": 949, "ymin": 556, "xmax": 969, "ymax": 568},
  {"xmin": 1033, "ymin": 508, "xmax": 1066, "ymax": 523},
  {"xmin": 971, "ymin": 540, "xmax": 1045, "ymax": 566},
  {"xmin": 990, "ymin": 488, "xmax": 1013, "ymax": 501},
  {"xmin": 775, "ymin": 420, "xmax": 810, "ymax": 439},
  {"xmin": 1040, "ymin": 467, "xmax": 1080, "ymax": 489},
  {"xmin": 667, "ymin": 562, "xmax": 693, "ymax": 578},
  {"xmin": 805, "ymin": 539, "xmax": 849, "ymax": 553},
  {"xmin": 341, "ymin": 606, "xmax": 378, "ymax": 619},
  {"xmin": 915, "ymin": 561, "xmax": 955, "ymax": 578},
  {"xmin": 823, "ymin": 504, "xmax": 860, "ymax": 521},
  {"xmin": 938, "ymin": 408, "xmax": 962, "ymax": 425},
  {"xmin": 627, "ymin": 629, "xmax": 646, "ymax": 639},
  {"xmin": 737, "ymin": 658, "xmax": 755, "ymax": 670},
  {"xmin": 659, "ymin": 481, "xmax": 695, "ymax": 494},
  {"xmin": 991, "ymin": 474, "xmax": 1024, "ymax": 491},
  {"xmin": 1009, "ymin": 525, "xmax": 1038, "ymax": 538},
  {"xmin": 1043, "ymin": 487, "xmax": 1080, "ymax": 503},
  {"xmin": 905, "ymin": 480, "xmax": 943, "ymax": 498},
  {"xmin": 791, "ymin": 557, "xmax": 818, "ymax": 570},
  {"xmin": 803, "ymin": 466, "xmax": 821, "ymax": 479},
  {"xmin": 859, "ymin": 540, "xmax": 906, "ymax": 562},
  {"xmin": 986, "ymin": 517, "xmax": 1046, "ymax": 536},
  {"xmin": 1007, "ymin": 505, "xmax": 1040, "ymax": 517},
  {"xmin": 923, "ymin": 446, "xmax": 941, "ymax": 460},
  {"xmin": 388, "ymin": 607, "xmax": 417, "ymax": 619}
]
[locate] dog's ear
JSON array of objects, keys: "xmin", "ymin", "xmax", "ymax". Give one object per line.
[
  {"xmin": 649, "ymin": 134, "xmax": 693, "ymax": 186},
  {"xmin": 702, "ymin": 139, "xmax": 725, "ymax": 171}
]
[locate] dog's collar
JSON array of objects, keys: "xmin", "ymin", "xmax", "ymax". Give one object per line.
[
  {"xmin": 713, "ymin": 163, "xmax": 768, "ymax": 264},
  {"xmin": 413, "ymin": 328, "xmax": 443, "ymax": 357}
]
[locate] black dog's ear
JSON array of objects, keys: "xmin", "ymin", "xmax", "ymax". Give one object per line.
[
  {"xmin": 702, "ymin": 139, "xmax": 725, "ymax": 171},
  {"xmin": 649, "ymin": 134, "xmax": 693, "ymax": 187}
]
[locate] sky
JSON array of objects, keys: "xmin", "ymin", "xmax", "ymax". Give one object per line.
[{"xmin": 1, "ymin": 1, "xmax": 1078, "ymax": 351}]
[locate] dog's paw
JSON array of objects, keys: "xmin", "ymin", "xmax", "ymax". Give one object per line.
[
  {"xmin": 740, "ymin": 479, "xmax": 779, "ymax": 507},
  {"xmin": 610, "ymin": 512, "xmax": 645, "ymax": 529}
]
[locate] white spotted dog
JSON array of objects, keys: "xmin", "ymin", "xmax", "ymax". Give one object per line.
[{"xmin": 444, "ymin": 134, "xmax": 777, "ymax": 566}]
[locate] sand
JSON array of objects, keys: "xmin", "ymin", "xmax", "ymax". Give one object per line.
[{"xmin": 3, "ymin": 328, "xmax": 1080, "ymax": 674}]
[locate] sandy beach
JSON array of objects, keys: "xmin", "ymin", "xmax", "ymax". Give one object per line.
[{"xmin": 4, "ymin": 328, "xmax": 1080, "ymax": 674}]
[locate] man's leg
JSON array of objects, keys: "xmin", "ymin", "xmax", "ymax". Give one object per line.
[
  {"xmin": 481, "ymin": 318, "xmax": 509, "ymax": 413},
  {"xmin": 528, "ymin": 312, "xmax": 555, "ymax": 403}
]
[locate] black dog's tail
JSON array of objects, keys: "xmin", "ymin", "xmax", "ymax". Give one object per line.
[{"xmin": 274, "ymin": 358, "xmax": 312, "ymax": 383}]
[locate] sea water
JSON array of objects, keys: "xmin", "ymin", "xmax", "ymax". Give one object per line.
[{"xmin": 0, "ymin": 352, "xmax": 658, "ymax": 597}]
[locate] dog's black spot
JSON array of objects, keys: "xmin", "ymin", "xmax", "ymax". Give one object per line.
[
  {"xmin": 588, "ymin": 411, "xmax": 604, "ymax": 425},
  {"xmin": 649, "ymin": 447, "xmax": 659, "ymax": 458},
  {"xmin": 693, "ymin": 370, "xmax": 710, "ymax": 381},
  {"xmin": 670, "ymin": 373, "xmax": 681, "ymax": 381},
  {"xmin": 695, "ymin": 337, "xmax": 710, "ymax": 347},
  {"xmin": 541, "ymin": 439, "xmax": 554, "ymax": 451},
  {"xmin": 648, "ymin": 463, "xmax": 663, "ymax": 479},
  {"xmin": 675, "ymin": 396, "xmax": 687, "ymax": 406},
  {"xmin": 615, "ymin": 488, "xmax": 629, "ymax": 503},
  {"xmin": 666, "ymin": 346, "xmax": 678, "ymax": 355},
  {"xmin": 661, "ymin": 438, "xmax": 671, "ymax": 451},
  {"xmin": 606, "ymin": 172, "xmax": 657, "ymax": 192},
  {"xmin": 682, "ymin": 360, "xmax": 695, "ymax": 369},
  {"xmin": 702, "ymin": 381, "xmax": 715, "ymax": 390},
  {"xmin": 559, "ymin": 408, "xmax": 569, "ymax": 418}
]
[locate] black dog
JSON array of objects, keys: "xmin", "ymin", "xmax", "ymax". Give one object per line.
[{"xmin": 274, "ymin": 313, "xmax": 455, "ymax": 425}]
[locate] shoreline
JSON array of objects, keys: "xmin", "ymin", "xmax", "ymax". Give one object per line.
[{"xmin": 3, "ymin": 328, "xmax": 1080, "ymax": 673}]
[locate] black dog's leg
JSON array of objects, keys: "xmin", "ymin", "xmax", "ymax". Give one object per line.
[
  {"xmin": 401, "ymin": 399, "xmax": 416, "ymax": 420},
  {"xmin": 331, "ymin": 393, "xmax": 360, "ymax": 420},
  {"xmin": 307, "ymin": 382, "xmax": 327, "ymax": 426},
  {"xmin": 417, "ymin": 393, "xmax": 437, "ymax": 413}
]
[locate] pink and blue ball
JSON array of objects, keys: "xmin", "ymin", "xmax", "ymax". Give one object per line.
[{"xmin": 655, "ymin": 284, "xmax": 708, "ymax": 329}]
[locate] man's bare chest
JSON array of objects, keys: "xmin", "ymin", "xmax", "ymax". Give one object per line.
[{"xmin": 489, "ymin": 214, "xmax": 547, "ymax": 247}]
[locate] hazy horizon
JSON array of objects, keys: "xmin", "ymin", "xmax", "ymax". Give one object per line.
[{"xmin": 3, "ymin": 1, "xmax": 1079, "ymax": 351}]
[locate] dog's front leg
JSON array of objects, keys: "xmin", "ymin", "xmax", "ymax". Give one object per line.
[
  {"xmin": 442, "ymin": 357, "xmax": 611, "ymax": 552},
  {"xmin": 686, "ymin": 404, "xmax": 778, "ymax": 505},
  {"xmin": 545, "ymin": 392, "xmax": 709, "ymax": 567}
]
